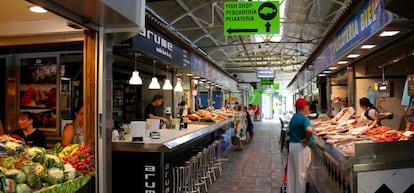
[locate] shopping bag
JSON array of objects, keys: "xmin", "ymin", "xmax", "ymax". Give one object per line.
[{"xmin": 231, "ymin": 136, "xmax": 240, "ymax": 145}]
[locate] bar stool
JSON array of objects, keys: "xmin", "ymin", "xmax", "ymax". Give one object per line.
[
  {"xmin": 207, "ymin": 144, "xmax": 217, "ymax": 182},
  {"xmin": 190, "ymin": 157, "xmax": 201, "ymax": 193},
  {"xmin": 201, "ymin": 148, "xmax": 214, "ymax": 185},
  {"xmin": 213, "ymin": 140, "xmax": 223, "ymax": 176},
  {"xmin": 174, "ymin": 166, "xmax": 186, "ymax": 193},
  {"xmin": 175, "ymin": 161, "xmax": 196, "ymax": 193},
  {"xmin": 194, "ymin": 152, "xmax": 208, "ymax": 193}
]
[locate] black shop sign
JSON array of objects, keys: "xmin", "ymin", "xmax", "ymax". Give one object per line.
[{"xmin": 130, "ymin": 25, "xmax": 191, "ymax": 70}]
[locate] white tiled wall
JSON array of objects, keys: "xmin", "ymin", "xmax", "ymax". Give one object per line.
[{"xmin": 357, "ymin": 168, "xmax": 414, "ymax": 193}]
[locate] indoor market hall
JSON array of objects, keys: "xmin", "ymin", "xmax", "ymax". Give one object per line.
[{"xmin": 1, "ymin": 0, "xmax": 414, "ymax": 193}]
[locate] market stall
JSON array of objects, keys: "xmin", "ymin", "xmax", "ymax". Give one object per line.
[
  {"xmin": 309, "ymin": 107, "xmax": 414, "ymax": 193},
  {"xmin": 0, "ymin": 135, "xmax": 94, "ymax": 193},
  {"xmin": 112, "ymin": 109, "xmax": 236, "ymax": 193}
]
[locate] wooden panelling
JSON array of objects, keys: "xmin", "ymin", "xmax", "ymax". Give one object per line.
[{"xmin": 83, "ymin": 31, "xmax": 96, "ymax": 147}]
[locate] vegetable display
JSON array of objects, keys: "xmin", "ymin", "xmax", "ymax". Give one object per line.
[{"xmin": 0, "ymin": 136, "xmax": 94, "ymax": 193}]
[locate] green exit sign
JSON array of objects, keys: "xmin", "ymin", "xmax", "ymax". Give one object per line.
[{"xmin": 224, "ymin": 1, "xmax": 280, "ymax": 36}]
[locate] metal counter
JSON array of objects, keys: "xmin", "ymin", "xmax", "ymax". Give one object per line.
[
  {"xmin": 112, "ymin": 118, "xmax": 233, "ymax": 152},
  {"xmin": 112, "ymin": 118, "xmax": 233, "ymax": 193},
  {"xmin": 310, "ymin": 136, "xmax": 414, "ymax": 193}
]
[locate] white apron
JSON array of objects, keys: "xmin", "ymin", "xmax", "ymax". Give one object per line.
[{"xmin": 287, "ymin": 143, "xmax": 311, "ymax": 193}]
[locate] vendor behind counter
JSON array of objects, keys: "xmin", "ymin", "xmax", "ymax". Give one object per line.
[{"xmin": 145, "ymin": 95, "xmax": 169, "ymax": 126}]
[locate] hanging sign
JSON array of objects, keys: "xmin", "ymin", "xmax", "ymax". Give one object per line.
[
  {"xmin": 115, "ymin": 24, "xmax": 191, "ymax": 70},
  {"xmin": 249, "ymin": 89, "xmax": 261, "ymax": 105},
  {"xmin": 260, "ymin": 79, "xmax": 274, "ymax": 85},
  {"xmin": 273, "ymin": 83, "xmax": 280, "ymax": 90},
  {"xmin": 256, "ymin": 69, "xmax": 275, "ymax": 79},
  {"xmin": 224, "ymin": 1, "xmax": 280, "ymax": 36}
]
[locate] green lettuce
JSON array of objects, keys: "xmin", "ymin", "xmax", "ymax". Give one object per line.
[
  {"xmin": 43, "ymin": 155, "xmax": 63, "ymax": 169},
  {"xmin": 16, "ymin": 183, "xmax": 32, "ymax": 193},
  {"xmin": 27, "ymin": 147, "xmax": 46, "ymax": 163}
]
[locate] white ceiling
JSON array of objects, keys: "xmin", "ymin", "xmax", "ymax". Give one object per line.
[{"xmin": 0, "ymin": 0, "xmax": 83, "ymax": 45}]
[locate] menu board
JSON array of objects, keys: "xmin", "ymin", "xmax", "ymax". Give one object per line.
[{"xmin": 20, "ymin": 56, "xmax": 58, "ymax": 132}]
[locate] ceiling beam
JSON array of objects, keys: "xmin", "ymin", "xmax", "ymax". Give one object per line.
[
  {"xmin": 198, "ymin": 40, "xmax": 316, "ymax": 49},
  {"xmin": 175, "ymin": 0, "xmax": 231, "ymax": 63},
  {"xmin": 168, "ymin": 1, "xmax": 212, "ymax": 27}
]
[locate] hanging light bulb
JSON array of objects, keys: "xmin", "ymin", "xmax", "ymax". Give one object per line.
[
  {"xmin": 149, "ymin": 77, "xmax": 161, "ymax": 89},
  {"xmin": 149, "ymin": 60, "xmax": 160, "ymax": 89},
  {"xmin": 162, "ymin": 65, "xmax": 173, "ymax": 90},
  {"xmin": 162, "ymin": 79, "xmax": 173, "ymax": 90},
  {"xmin": 174, "ymin": 78, "xmax": 183, "ymax": 92},
  {"xmin": 129, "ymin": 52, "xmax": 142, "ymax": 85}
]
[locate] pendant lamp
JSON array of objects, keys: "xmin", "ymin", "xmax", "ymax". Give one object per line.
[
  {"xmin": 174, "ymin": 77, "xmax": 183, "ymax": 92},
  {"xmin": 162, "ymin": 65, "xmax": 173, "ymax": 90},
  {"xmin": 149, "ymin": 60, "xmax": 161, "ymax": 89},
  {"xmin": 129, "ymin": 53, "xmax": 142, "ymax": 85}
]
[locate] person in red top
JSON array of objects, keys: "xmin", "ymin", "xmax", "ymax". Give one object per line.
[{"xmin": 253, "ymin": 105, "xmax": 260, "ymax": 121}]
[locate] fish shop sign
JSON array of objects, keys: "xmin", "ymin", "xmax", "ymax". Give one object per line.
[{"xmin": 224, "ymin": 1, "xmax": 280, "ymax": 36}]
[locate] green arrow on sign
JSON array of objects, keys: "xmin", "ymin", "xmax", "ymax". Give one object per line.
[{"xmin": 224, "ymin": 1, "xmax": 280, "ymax": 36}]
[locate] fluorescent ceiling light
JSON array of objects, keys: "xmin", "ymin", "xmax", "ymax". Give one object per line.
[
  {"xmin": 186, "ymin": 73, "xmax": 193, "ymax": 77},
  {"xmin": 29, "ymin": 6, "xmax": 47, "ymax": 13},
  {"xmin": 193, "ymin": 76, "xmax": 200, "ymax": 79},
  {"xmin": 328, "ymin": 67, "xmax": 338, "ymax": 70},
  {"xmin": 379, "ymin": 31, "xmax": 400, "ymax": 37},
  {"xmin": 323, "ymin": 70, "xmax": 331, "ymax": 73},
  {"xmin": 337, "ymin": 61, "xmax": 349, "ymax": 64},
  {"xmin": 347, "ymin": 54, "xmax": 360, "ymax": 58},
  {"xmin": 361, "ymin": 44, "xmax": 377, "ymax": 49},
  {"xmin": 318, "ymin": 74, "xmax": 327, "ymax": 77}
]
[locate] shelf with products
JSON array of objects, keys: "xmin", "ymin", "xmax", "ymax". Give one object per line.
[{"xmin": 113, "ymin": 80, "xmax": 141, "ymax": 123}]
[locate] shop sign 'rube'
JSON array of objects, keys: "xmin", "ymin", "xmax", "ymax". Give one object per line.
[{"xmin": 115, "ymin": 24, "xmax": 191, "ymax": 70}]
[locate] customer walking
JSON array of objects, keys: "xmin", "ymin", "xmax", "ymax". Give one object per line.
[
  {"xmin": 243, "ymin": 105, "xmax": 255, "ymax": 143},
  {"xmin": 287, "ymin": 99, "xmax": 313, "ymax": 193},
  {"xmin": 233, "ymin": 105, "xmax": 247, "ymax": 150}
]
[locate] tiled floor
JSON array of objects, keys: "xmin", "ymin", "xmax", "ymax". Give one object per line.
[{"xmin": 209, "ymin": 120, "xmax": 318, "ymax": 193}]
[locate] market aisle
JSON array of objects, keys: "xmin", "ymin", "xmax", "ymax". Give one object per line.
[
  {"xmin": 209, "ymin": 120, "xmax": 318, "ymax": 193},
  {"xmin": 208, "ymin": 120, "xmax": 286, "ymax": 193}
]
